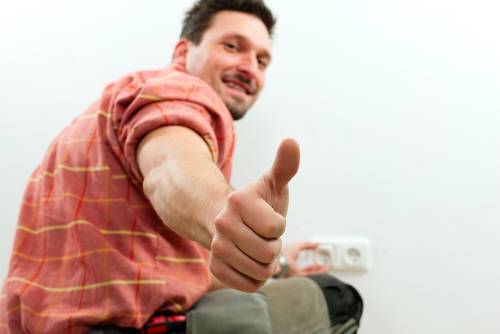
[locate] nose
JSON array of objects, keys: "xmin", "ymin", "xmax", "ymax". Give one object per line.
[{"xmin": 237, "ymin": 52, "xmax": 260, "ymax": 80}]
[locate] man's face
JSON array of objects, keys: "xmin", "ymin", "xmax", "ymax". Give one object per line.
[{"xmin": 184, "ymin": 11, "xmax": 272, "ymax": 120}]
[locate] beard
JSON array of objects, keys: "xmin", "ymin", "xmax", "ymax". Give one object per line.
[
  {"xmin": 225, "ymin": 100, "xmax": 251, "ymax": 120},
  {"xmin": 220, "ymin": 72, "xmax": 257, "ymax": 120}
]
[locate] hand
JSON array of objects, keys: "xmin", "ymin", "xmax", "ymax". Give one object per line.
[
  {"xmin": 282, "ymin": 242, "xmax": 332, "ymax": 277},
  {"xmin": 209, "ymin": 139, "xmax": 300, "ymax": 292}
]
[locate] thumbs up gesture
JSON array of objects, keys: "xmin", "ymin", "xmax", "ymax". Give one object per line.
[{"xmin": 209, "ymin": 139, "xmax": 300, "ymax": 292}]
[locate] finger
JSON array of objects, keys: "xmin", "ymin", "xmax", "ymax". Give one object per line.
[
  {"xmin": 210, "ymin": 257, "xmax": 263, "ymax": 293},
  {"xmin": 300, "ymin": 264, "xmax": 332, "ymax": 275},
  {"xmin": 236, "ymin": 230, "xmax": 282, "ymax": 265},
  {"xmin": 214, "ymin": 203, "xmax": 282, "ymax": 264},
  {"xmin": 269, "ymin": 138, "xmax": 300, "ymax": 194},
  {"xmin": 211, "ymin": 235, "xmax": 275, "ymax": 281},
  {"xmin": 296, "ymin": 241, "xmax": 320, "ymax": 251},
  {"xmin": 228, "ymin": 191, "xmax": 286, "ymax": 239}
]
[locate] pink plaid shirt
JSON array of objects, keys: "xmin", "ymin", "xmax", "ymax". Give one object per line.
[{"xmin": 0, "ymin": 61, "xmax": 235, "ymax": 333}]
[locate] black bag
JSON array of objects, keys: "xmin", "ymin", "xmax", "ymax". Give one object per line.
[{"xmin": 307, "ymin": 274, "xmax": 364, "ymax": 334}]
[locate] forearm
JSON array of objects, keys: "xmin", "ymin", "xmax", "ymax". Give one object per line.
[
  {"xmin": 143, "ymin": 153, "xmax": 231, "ymax": 249},
  {"xmin": 138, "ymin": 126, "xmax": 232, "ymax": 249}
]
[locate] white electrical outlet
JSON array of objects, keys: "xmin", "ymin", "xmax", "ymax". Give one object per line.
[{"xmin": 311, "ymin": 237, "xmax": 372, "ymax": 272}]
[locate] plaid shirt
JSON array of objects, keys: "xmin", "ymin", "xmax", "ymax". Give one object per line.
[{"xmin": 0, "ymin": 61, "xmax": 235, "ymax": 333}]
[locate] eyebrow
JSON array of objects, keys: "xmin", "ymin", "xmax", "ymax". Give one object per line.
[{"xmin": 221, "ymin": 32, "xmax": 272, "ymax": 62}]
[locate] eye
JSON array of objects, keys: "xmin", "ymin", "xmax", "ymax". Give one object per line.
[
  {"xmin": 257, "ymin": 57, "xmax": 269, "ymax": 69},
  {"xmin": 224, "ymin": 42, "xmax": 238, "ymax": 51}
]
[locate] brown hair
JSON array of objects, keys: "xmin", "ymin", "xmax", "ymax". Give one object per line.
[{"xmin": 181, "ymin": 0, "xmax": 276, "ymax": 45}]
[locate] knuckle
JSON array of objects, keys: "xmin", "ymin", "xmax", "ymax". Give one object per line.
[
  {"xmin": 246, "ymin": 286, "xmax": 259, "ymax": 293},
  {"xmin": 227, "ymin": 191, "xmax": 244, "ymax": 208},
  {"xmin": 260, "ymin": 245, "xmax": 279, "ymax": 264},
  {"xmin": 214, "ymin": 215, "xmax": 232, "ymax": 235},
  {"xmin": 214, "ymin": 215, "xmax": 227, "ymax": 228},
  {"xmin": 243, "ymin": 280, "xmax": 262, "ymax": 293},
  {"xmin": 258, "ymin": 264, "xmax": 274, "ymax": 280},
  {"xmin": 210, "ymin": 239, "xmax": 227, "ymax": 257},
  {"xmin": 263, "ymin": 220, "xmax": 283, "ymax": 238},
  {"xmin": 263, "ymin": 224, "xmax": 277, "ymax": 238},
  {"xmin": 250, "ymin": 265, "xmax": 268, "ymax": 281}
]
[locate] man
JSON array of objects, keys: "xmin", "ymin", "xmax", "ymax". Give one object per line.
[{"xmin": 0, "ymin": 1, "xmax": 362, "ymax": 333}]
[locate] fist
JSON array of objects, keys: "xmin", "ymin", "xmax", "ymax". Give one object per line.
[{"xmin": 209, "ymin": 139, "xmax": 300, "ymax": 292}]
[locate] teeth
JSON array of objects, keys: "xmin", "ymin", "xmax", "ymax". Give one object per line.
[{"xmin": 225, "ymin": 82, "xmax": 247, "ymax": 94}]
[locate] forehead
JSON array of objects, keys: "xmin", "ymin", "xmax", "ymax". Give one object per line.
[{"xmin": 202, "ymin": 11, "xmax": 271, "ymax": 52}]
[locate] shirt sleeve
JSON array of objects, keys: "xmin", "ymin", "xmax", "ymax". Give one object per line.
[{"xmin": 99, "ymin": 68, "xmax": 235, "ymax": 184}]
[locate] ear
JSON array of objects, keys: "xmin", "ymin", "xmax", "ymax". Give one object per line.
[{"xmin": 172, "ymin": 39, "xmax": 189, "ymax": 63}]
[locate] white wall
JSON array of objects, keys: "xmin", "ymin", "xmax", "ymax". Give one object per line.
[{"xmin": 1, "ymin": 0, "xmax": 499, "ymax": 333}]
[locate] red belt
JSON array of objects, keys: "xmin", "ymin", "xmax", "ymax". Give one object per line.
[{"xmin": 141, "ymin": 314, "xmax": 187, "ymax": 334}]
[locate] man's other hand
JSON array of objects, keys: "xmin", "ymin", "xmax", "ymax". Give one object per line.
[
  {"xmin": 209, "ymin": 139, "xmax": 300, "ymax": 292},
  {"xmin": 282, "ymin": 242, "xmax": 332, "ymax": 277}
]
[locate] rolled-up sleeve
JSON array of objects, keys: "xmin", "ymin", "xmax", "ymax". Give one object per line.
[{"xmin": 100, "ymin": 68, "xmax": 235, "ymax": 184}]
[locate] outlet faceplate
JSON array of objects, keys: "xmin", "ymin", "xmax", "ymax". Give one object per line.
[{"xmin": 311, "ymin": 237, "xmax": 372, "ymax": 272}]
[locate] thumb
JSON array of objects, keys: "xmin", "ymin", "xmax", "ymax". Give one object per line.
[{"xmin": 270, "ymin": 138, "xmax": 300, "ymax": 193}]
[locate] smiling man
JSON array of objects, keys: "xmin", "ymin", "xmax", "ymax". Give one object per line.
[
  {"xmin": 180, "ymin": 10, "xmax": 271, "ymax": 120},
  {"xmin": 0, "ymin": 1, "xmax": 362, "ymax": 333}
]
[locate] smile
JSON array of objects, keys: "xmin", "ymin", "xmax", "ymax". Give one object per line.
[{"xmin": 222, "ymin": 78, "xmax": 252, "ymax": 96}]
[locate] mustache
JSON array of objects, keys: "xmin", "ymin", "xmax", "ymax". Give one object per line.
[
  {"xmin": 222, "ymin": 73, "xmax": 256, "ymax": 94},
  {"xmin": 233, "ymin": 73, "xmax": 252, "ymax": 85}
]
